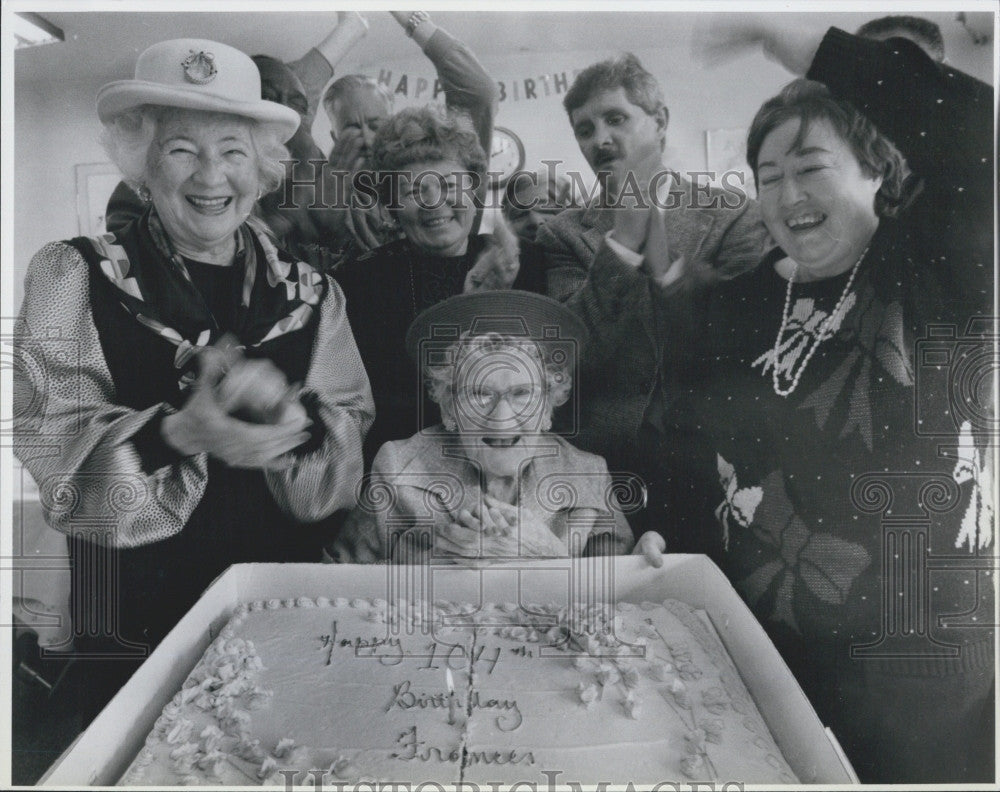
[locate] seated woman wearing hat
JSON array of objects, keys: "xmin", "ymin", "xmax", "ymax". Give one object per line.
[
  {"xmin": 12, "ymin": 39, "xmax": 373, "ymax": 718},
  {"xmin": 329, "ymin": 291, "xmax": 664, "ymax": 563}
]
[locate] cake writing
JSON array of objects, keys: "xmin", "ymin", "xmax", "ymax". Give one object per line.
[
  {"xmin": 386, "ymin": 681, "xmax": 523, "ymax": 731},
  {"xmin": 319, "ymin": 631, "xmax": 405, "ymax": 664},
  {"xmin": 419, "ymin": 641, "xmax": 502, "ymax": 674},
  {"xmin": 391, "ymin": 726, "xmax": 535, "ymax": 765}
]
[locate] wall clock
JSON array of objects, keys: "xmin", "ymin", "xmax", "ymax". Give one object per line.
[{"xmin": 489, "ymin": 126, "xmax": 525, "ymax": 188}]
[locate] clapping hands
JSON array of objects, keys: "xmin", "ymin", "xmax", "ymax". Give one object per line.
[
  {"xmin": 328, "ymin": 126, "xmax": 369, "ymax": 174},
  {"xmin": 161, "ymin": 336, "xmax": 311, "ymax": 469},
  {"xmin": 435, "ymin": 494, "xmax": 566, "ymax": 562},
  {"xmin": 691, "ymin": 14, "xmax": 820, "ymax": 76}
]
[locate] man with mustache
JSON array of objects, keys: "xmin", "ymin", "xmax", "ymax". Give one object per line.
[{"xmin": 537, "ymin": 53, "xmax": 767, "ymax": 553}]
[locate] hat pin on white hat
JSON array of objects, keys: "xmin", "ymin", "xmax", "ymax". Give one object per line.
[
  {"xmin": 96, "ymin": 38, "xmax": 300, "ymax": 143},
  {"xmin": 181, "ymin": 50, "xmax": 217, "ymax": 85}
]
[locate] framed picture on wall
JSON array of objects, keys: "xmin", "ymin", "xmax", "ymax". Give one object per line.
[
  {"xmin": 75, "ymin": 162, "xmax": 122, "ymax": 236},
  {"xmin": 705, "ymin": 127, "xmax": 756, "ymax": 199}
]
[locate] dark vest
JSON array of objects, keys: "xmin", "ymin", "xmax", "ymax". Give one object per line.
[{"xmin": 66, "ymin": 224, "xmax": 328, "ymax": 651}]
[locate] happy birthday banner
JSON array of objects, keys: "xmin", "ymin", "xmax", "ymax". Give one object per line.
[{"xmin": 369, "ymin": 67, "xmax": 587, "ymax": 104}]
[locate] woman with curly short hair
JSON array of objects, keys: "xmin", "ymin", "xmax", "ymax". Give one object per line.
[{"xmin": 335, "ymin": 105, "xmax": 542, "ymax": 473}]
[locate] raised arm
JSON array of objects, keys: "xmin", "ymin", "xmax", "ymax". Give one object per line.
[
  {"xmin": 391, "ymin": 10, "xmax": 499, "ymax": 154},
  {"xmin": 539, "ymin": 216, "xmax": 659, "ymax": 372},
  {"xmin": 695, "ymin": 17, "xmax": 993, "ymax": 216},
  {"xmin": 287, "ymin": 12, "xmax": 370, "ymax": 131},
  {"xmin": 805, "ymin": 28, "xmax": 993, "ymax": 208}
]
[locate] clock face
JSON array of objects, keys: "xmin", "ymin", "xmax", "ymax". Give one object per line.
[{"xmin": 489, "ymin": 126, "xmax": 525, "ymax": 188}]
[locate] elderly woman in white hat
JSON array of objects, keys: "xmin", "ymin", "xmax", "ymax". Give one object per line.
[
  {"xmin": 13, "ymin": 39, "xmax": 373, "ymax": 719},
  {"xmin": 328, "ymin": 290, "xmax": 665, "ymax": 564}
]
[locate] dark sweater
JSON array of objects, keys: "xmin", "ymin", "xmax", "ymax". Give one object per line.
[{"xmin": 663, "ymin": 29, "xmax": 994, "ymax": 783}]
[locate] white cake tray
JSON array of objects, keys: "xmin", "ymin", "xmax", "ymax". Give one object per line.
[{"xmin": 39, "ymin": 555, "xmax": 858, "ymax": 787}]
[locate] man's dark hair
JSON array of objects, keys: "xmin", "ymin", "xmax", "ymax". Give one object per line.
[
  {"xmin": 562, "ymin": 53, "xmax": 668, "ymax": 126},
  {"xmin": 856, "ymin": 15, "xmax": 945, "ymax": 62}
]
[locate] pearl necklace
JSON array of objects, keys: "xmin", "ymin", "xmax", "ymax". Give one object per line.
[{"xmin": 770, "ymin": 249, "xmax": 867, "ymax": 397}]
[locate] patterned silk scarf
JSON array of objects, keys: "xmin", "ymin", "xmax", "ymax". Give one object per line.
[{"xmin": 87, "ymin": 206, "xmax": 326, "ymax": 387}]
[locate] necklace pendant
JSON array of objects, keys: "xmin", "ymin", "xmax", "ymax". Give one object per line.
[{"xmin": 767, "ymin": 248, "xmax": 868, "ymax": 398}]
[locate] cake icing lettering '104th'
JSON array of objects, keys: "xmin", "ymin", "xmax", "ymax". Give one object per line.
[{"xmin": 120, "ymin": 596, "xmax": 798, "ymax": 786}]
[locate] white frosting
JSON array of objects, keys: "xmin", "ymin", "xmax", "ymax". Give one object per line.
[{"xmin": 120, "ymin": 597, "xmax": 798, "ymax": 786}]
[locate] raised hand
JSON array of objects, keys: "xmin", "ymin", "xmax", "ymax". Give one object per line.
[
  {"xmin": 610, "ymin": 145, "xmax": 670, "ymax": 257},
  {"xmin": 690, "ymin": 14, "xmax": 769, "ymax": 68},
  {"xmin": 328, "ymin": 126, "xmax": 369, "ymax": 174}
]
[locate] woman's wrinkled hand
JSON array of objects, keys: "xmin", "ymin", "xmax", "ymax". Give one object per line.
[
  {"xmin": 480, "ymin": 494, "xmax": 519, "ymax": 528},
  {"xmin": 434, "ymin": 501, "xmax": 519, "ymax": 563},
  {"xmin": 161, "ymin": 340, "xmax": 311, "ymax": 469},
  {"xmin": 435, "ymin": 497, "xmax": 569, "ymax": 562},
  {"xmin": 437, "ymin": 504, "xmax": 509, "ymax": 550},
  {"xmin": 632, "ymin": 530, "xmax": 666, "ymax": 568}
]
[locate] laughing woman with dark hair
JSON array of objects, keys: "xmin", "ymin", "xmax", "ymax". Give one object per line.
[{"xmin": 639, "ymin": 18, "xmax": 995, "ymax": 783}]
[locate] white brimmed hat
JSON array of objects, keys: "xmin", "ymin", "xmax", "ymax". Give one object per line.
[{"xmin": 97, "ymin": 39, "xmax": 300, "ymax": 143}]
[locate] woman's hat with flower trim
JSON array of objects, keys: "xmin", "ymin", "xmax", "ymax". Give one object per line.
[{"xmin": 97, "ymin": 39, "xmax": 300, "ymax": 143}]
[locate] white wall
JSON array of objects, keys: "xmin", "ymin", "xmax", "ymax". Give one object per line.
[{"xmin": 13, "ymin": 75, "xmax": 109, "ymax": 309}]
